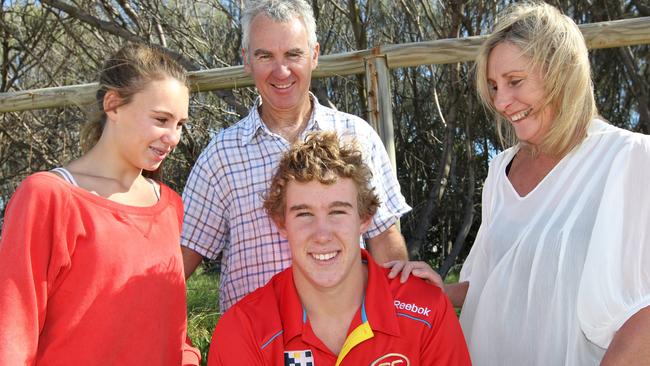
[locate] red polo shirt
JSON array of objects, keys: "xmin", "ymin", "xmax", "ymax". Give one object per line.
[{"xmin": 208, "ymin": 250, "xmax": 470, "ymax": 365}]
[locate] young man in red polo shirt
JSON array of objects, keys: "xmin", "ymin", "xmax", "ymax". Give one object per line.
[{"xmin": 208, "ymin": 131, "xmax": 471, "ymax": 365}]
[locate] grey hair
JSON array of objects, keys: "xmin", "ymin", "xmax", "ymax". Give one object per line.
[{"xmin": 241, "ymin": 0, "xmax": 318, "ymax": 52}]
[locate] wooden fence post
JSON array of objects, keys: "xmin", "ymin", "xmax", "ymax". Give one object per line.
[
  {"xmin": 364, "ymin": 54, "xmax": 396, "ymax": 174},
  {"xmin": 365, "ymin": 54, "xmax": 402, "ymax": 232}
]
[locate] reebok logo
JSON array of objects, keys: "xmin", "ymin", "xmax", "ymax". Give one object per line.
[{"xmin": 394, "ymin": 300, "xmax": 431, "ymax": 316}]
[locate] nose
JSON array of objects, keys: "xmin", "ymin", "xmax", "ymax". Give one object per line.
[
  {"xmin": 312, "ymin": 218, "xmax": 333, "ymax": 244},
  {"xmin": 161, "ymin": 125, "xmax": 182, "ymax": 147},
  {"xmin": 272, "ymin": 60, "xmax": 291, "ymax": 79},
  {"xmin": 493, "ymin": 87, "xmax": 513, "ymax": 113}
]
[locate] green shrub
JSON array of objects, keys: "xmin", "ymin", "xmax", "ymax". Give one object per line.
[{"xmin": 186, "ymin": 268, "xmax": 220, "ymax": 365}]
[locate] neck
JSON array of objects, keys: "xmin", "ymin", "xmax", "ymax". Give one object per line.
[
  {"xmin": 294, "ymin": 263, "xmax": 367, "ymax": 322},
  {"xmin": 259, "ymin": 96, "xmax": 313, "ymax": 143},
  {"xmin": 72, "ymin": 137, "xmax": 143, "ymax": 188}
]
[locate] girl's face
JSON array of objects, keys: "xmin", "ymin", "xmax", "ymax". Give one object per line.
[
  {"xmin": 106, "ymin": 77, "xmax": 189, "ymax": 172},
  {"xmin": 487, "ymin": 42, "xmax": 556, "ymax": 147}
]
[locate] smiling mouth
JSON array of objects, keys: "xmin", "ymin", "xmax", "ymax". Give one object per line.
[
  {"xmin": 510, "ymin": 108, "xmax": 532, "ymax": 122},
  {"xmin": 149, "ymin": 146, "xmax": 170, "ymax": 157},
  {"xmin": 272, "ymin": 82, "xmax": 294, "ymax": 89},
  {"xmin": 310, "ymin": 251, "xmax": 339, "ymax": 261}
]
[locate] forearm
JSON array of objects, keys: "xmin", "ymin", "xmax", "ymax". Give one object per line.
[
  {"xmin": 443, "ymin": 281, "xmax": 469, "ymax": 308},
  {"xmin": 601, "ymin": 305, "xmax": 650, "ymax": 365},
  {"xmin": 181, "ymin": 246, "xmax": 204, "ymax": 280},
  {"xmin": 366, "ymin": 224, "xmax": 408, "ymax": 263}
]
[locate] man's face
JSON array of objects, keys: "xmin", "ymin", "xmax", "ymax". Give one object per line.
[
  {"xmin": 243, "ymin": 14, "xmax": 319, "ymax": 115},
  {"xmin": 278, "ymin": 178, "xmax": 371, "ymax": 291}
]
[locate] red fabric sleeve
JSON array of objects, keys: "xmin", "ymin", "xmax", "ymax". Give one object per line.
[
  {"xmin": 420, "ymin": 294, "xmax": 472, "ymax": 365},
  {"xmin": 207, "ymin": 307, "xmax": 264, "ymax": 365},
  {"xmin": 164, "ymin": 185, "xmax": 200, "ymax": 366},
  {"xmin": 0, "ymin": 175, "xmax": 73, "ymax": 365}
]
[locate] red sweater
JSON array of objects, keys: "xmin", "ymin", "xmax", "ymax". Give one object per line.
[{"xmin": 0, "ymin": 173, "xmax": 199, "ymax": 365}]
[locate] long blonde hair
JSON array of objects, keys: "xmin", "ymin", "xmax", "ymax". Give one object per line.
[{"xmin": 475, "ymin": 2, "xmax": 597, "ymax": 157}]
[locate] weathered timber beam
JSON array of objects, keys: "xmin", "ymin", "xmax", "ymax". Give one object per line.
[{"xmin": 1, "ymin": 17, "xmax": 648, "ymax": 113}]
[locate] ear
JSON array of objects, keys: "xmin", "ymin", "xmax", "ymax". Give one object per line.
[
  {"xmin": 359, "ymin": 214, "xmax": 372, "ymax": 235},
  {"xmin": 273, "ymin": 216, "xmax": 288, "ymax": 239},
  {"xmin": 242, "ymin": 47, "xmax": 251, "ymax": 73},
  {"xmin": 103, "ymin": 90, "xmax": 122, "ymax": 121},
  {"xmin": 311, "ymin": 42, "xmax": 320, "ymax": 70}
]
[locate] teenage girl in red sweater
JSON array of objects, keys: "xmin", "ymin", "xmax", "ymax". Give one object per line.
[{"xmin": 0, "ymin": 44, "xmax": 199, "ymax": 365}]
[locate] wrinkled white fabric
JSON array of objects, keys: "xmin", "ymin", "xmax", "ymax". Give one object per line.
[{"xmin": 459, "ymin": 119, "xmax": 650, "ymax": 366}]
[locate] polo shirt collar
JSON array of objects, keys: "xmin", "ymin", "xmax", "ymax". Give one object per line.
[
  {"xmin": 360, "ymin": 249, "xmax": 401, "ymax": 337},
  {"xmin": 279, "ymin": 249, "xmax": 401, "ymax": 348},
  {"xmin": 240, "ymin": 93, "xmax": 328, "ymax": 145}
]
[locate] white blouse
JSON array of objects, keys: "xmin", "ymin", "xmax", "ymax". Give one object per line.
[{"xmin": 459, "ymin": 119, "xmax": 650, "ymax": 365}]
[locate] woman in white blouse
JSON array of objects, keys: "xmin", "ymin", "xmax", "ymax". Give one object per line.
[{"xmin": 387, "ymin": 3, "xmax": 650, "ymax": 365}]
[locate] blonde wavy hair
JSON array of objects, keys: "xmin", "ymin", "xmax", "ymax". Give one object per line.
[
  {"xmin": 263, "ymin": 131, "xmax": 380, "ymax": 224},
  {"xmin": 475, "ymin": 2, "xmax": 598, "ymax": 157}
]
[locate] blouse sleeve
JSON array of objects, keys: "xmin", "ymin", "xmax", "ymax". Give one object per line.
[
  {"xmin": 0, "ymin": 174, "xmax": 73, "ymax": 365},
  {"xmin": 577, "ymin": 135, "xmax": 650, "ymax": 348}
]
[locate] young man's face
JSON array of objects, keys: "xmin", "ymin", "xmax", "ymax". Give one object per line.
[
  {"xmin": 243, "ymin": 14, "xmax": 319, "ymax": 116},
  {"xmin": 278, "ymin": 178, "xmax": 371, "ymax": 291}
]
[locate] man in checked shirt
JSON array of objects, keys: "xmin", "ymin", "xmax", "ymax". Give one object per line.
[{"xmin": 180, "ymin": 0, "xmax": 411, "ymax": 311}]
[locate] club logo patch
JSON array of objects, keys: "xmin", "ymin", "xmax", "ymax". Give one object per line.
[
  {"xmin": 284, "ymin": 349, "xmax": 314, "ymax": 366},
  {"xmin": 370, "ymin": 353, "xmax": 410, "ymax": 366}
]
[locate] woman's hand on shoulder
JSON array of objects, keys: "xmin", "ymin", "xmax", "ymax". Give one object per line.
[{"xmin": 383, "ymin": 260, "xmax": 445, "ymax": 290}]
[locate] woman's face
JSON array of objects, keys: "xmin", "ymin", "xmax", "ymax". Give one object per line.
[
  {"xmin": 107, "ymin": 77, "xmax": 189, "ymax": 172},
  {"xmin": 487, "ymin": 41, "xmax": 556, "ymax": 147}
]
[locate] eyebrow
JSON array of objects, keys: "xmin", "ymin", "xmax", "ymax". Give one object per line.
[
  {"xmin": 330, "ymin": 201, "xmax": 353, "ymax": 209},
  {"xmin": 288, "ymin": 201, "xmax": 354, "ymax": 211},
  {"xmin": 253, "ymin": 48, "xmax": 306, "ymax": 57},
  {"xmin": 253, "ymin": 49, "xmax": 271, "ymax": 57},
  {"xmin": 487, "ymin": 69, "xmax": 527, "ymax": 82},
  {"xmin": 289, "ymin": 204, "xmax": 310, "ymax": 211}
]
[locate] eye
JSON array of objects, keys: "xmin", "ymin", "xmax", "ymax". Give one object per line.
[
  {"xmin": 156, "ymin": 117, "xmax": 167, "ymax": 124},
  {"xmin": 509, "ymin": 78, "xmax": 523, "ymax": 87},
  {"xmin": 330, "ymin": 209, "xmax": 348, "ymax": 216},
  {"xmin": 295, "ymin": 211, "xmax": 312, "ymax": 218}
]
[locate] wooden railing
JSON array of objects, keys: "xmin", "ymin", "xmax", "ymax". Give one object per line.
[
  {"xmin": 2, "ymin": 17, "xmax": 648, "ymax": 113},
  {"xmin": 1, "ymin": 16, "xmax": 649, "ymax": 169}
]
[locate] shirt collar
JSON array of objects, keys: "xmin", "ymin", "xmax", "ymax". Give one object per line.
[
  {"xmin": 240, "ymin": 93, "xmax": 328, "ymax": 145},
  {"xmin": 360, "ymin": 249, "xmax": 401, "ymax": 337},
  {"xmin": 240, "ymin": 97, "xmax": 267, "ymax": 145}
]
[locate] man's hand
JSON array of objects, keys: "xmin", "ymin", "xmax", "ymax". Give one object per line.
[{"xmin": 383, "ymin": 260, "xmax": 445, "ymax": 289}]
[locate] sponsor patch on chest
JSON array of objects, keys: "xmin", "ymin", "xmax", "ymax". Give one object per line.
[
  {"xmin": 284, "ymin": 349, "xmax": 314, "ymax": 366},
  {"xmin": 393, "ymin": 299, "xmax": 431, "ymax": 316}
]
